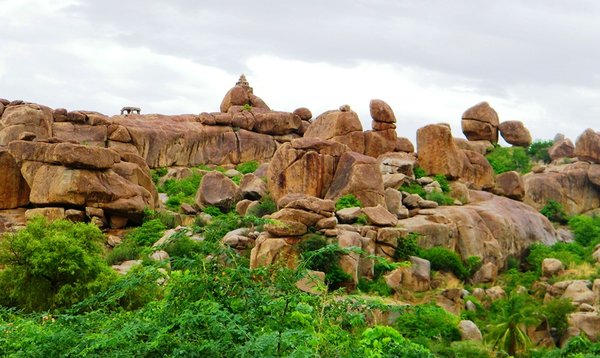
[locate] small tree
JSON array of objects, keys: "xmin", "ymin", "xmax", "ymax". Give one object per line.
[{"xmin": 0, "ymin": 217, "xmax": 115, "ymax": 311}]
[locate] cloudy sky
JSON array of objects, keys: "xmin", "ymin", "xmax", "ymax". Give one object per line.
[{"xmin": 1, "ymin": 0, "xmax": 599, "ymax": 143}]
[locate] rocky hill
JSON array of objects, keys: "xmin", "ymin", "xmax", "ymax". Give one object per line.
[{"xmin": 1, "ymin": 75, "xmax": 600, "ymax": 354}]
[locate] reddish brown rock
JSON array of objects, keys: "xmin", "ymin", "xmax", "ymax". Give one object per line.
[
  {"xmin": 364, "ymin": 129, "xmax": 397, "ymax": 158},
  {"xmin": 277, "ymin": 194, "xmax": 335, "ymax": 216},
  {"xmin": 0, "ymin": 149, "xmax": 30, "ymax": 209},
  {"xmin": 252, "ymin": 112, "xmax": 302, "ymax": 135},
  {"xmin": 264, "ymin": 219, "xmax": 307, "ymax": 237},
  {"xmin": 417, "ymin": 124, "xmax": 464, "ymax": 178},
  {"xmin": 239, "ymin": 173, "xmax": 268, "ymax": 200},
  {"xmin": 9, "ymin": 141, "xmax": 120, "ymax": 169},
  {"xmin": 250, "ymin": 234, "xmax": 299, "ymax": 269},
  {"xmin": 304, "ymin": 109, "xmax": 365, "ymax": 153},
  {"xmin": 575, "ymin": 128, "xmax": 600, "ymax": 163},
  {"xmin": 494, "ymin": 171, "xmax": 525, "ymax": 200},
  {"xmin": 267, "ymin": 138, "xmax": 348, "ymax": 202},
  {"xmin": 461, "ymin": 102, "xmax": 499, "ymax": 143},
  {"xmin": 372, "ymin": 122, "xmax": 396, "ymax": 131},
  {"xmin": 548, "ymin": 138, "xmax": 575, "ymax": 160},
  {"xmin": 325, "ymin": 151, "xmax": 386, "ymax": 208},
  {"xmin": 293, "ymin": 107, "xmax": 312, "ymax": 121},
  {"xmin": 195, "ymin": 171, "xmax": 240, "ymax": 211},
  {"xmin": 220, "ymin": 85, "xmax": 251, "ymax": 113},
  {"xmin": 454, "ymin": 138, "xmax": 493, "ymax": 155},
  {"xmin": 589, "ymin": 164, "xmax": 600, "ymax": 188},
  {"xmin": 498, "ymin": 120, "xmax": 532, "ymax": 147},
  {"xmin": 461, "ymin": 150, "xmax": 495, "ymax": 190},
  {"xmin": 361, "ymin": 205, "xmax": 398, "ymax": 226},
  {"xmin": 369, "ymin": 99, "xmax": 396, "ymax": 124},
  {"xmin": 0, "ymin": 103, "xmax": 53, "ymax": 145},
  {"xmin": 395, "ymin": 137, "xmax": 414, "ymax": 153},
  {"xmin": 52, "ymin": 108, "xmax": 68, "ymax": 122},
  {"xmin": 52, "ymin": 122, "xmax": 107, "ymax": 146},
  {"xmin": 108, "ymin": 124, "xmax": 132, "ymax": 142}
]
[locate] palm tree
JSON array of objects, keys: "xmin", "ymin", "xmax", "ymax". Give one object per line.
[{"xmin": 487, "ymin": 293, "xmax": 541, "ymax": 357}]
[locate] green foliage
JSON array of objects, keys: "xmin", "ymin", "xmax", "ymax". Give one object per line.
[
  {"xmin": 359, "ymin": 325, "xmax": 434, "ymax": 357},
  {"xmin": 150, "ymin": 167, "xmax": 167, "ymax": 184},
  {"xmin": 203, "ymin": 205, "xmax": 224, "ymax": 217},
  {"xmin": 357, "ymin": 276, "xmax": 393, "ymax": 297},
  {"xmin": 569, "ymin": 215, "xmax": 600, "ymax": 247},
  {"xmin": 413, "ymin": 166, "xmax": 427, "ymax": 179},
  {"xmin": 488, "ymin": 293, "xmax": 541, "ymax": 357},
  {"xmin": 399, "ymin": 182, "xmax": 426, "ymax": 197},
  {"xmin": 395, "ymin": 233, "xmax": 420, "ymax": 261},
  {"xmin": 418, "ymin": 247, "xmax": 470, "ymax": 280},
  {"xmin": 526, "ymin": 242, "xmax": 586, "ymax": 273},
  {"xmin": 160, "ymin": 172, "xmax": 202, "ymax": 211},
  {"xmin": 498, "ymin": 268, "xmax": 540, "ymax": 293},
  {"xmin": 0, "ymin": 217, "xmax": 115, "ymax": 311},
  {"xmin": 431, "ymin": 340, "xmax": 492, "ymax": 358},
  {"xmin": 242, "ymin": 103, "xmax": 252, "ymax": 111},
  {"xmin": 486, "ymin": 146, "xmax": 532, "ymax": 174},
  {"xmin": 541, "ymin": 298, "xmax": 575, "ymax": 338},
  {"xmin": 236, "ymin": 160, "xmax": 260, "ymax": 174},
  {"xmin": 356, "ymin": 214, "xmax": 369, "ymax": 225},
  {"xmin": 246, "ymin": 195, "xmax": 277, "ymax": 217},
  {"xmin": 335, "ymin": 194, "xmax": 363, "ymax": 211},
  {"xmin": 106, "ymin": 219, "xmax": 167, "ymax": 265},
  {"xmin": 425, "ymin": 191, "xmax": 455, "ymax": 206},
  {"xmin": 230, "ymin": 174, "xmax": 242, "ymax": 185},
  {"xmin": 394, "ymin": 304, "xmax": 461, "ymax": 345},
  {"xmin": 298, "ymin": 234, "xmax": 352, "ymax": 287},
  {"xmin": 528, "ymin": 140, "xmax": 554, "ymax": 164},
  {"xmin": 433, "ymin": 174, "xmax": 451, "ymax": 193},
  {"xmin": 143, "ymin": 209, "xmax": 178, "ymax": 228},
  {"xmin": 540, "ymin": 200, "xmax": 569, "ymax": 224}
]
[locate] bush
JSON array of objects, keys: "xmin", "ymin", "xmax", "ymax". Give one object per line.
[
  {"xmin": 236, "ymin": 160, "xmax": 260, "ymax": 174},
  {"xmin": 528, "ymin": 140, "xmax": 554, "ymax": 164},
  {"xmin": 413, "ymin": 166, "xmax": 427, "ymax": 179},
  {"xmin": 395, "ymin": 233, "xmax": 420, "ymax": 261},
  {"xmin": 394, "ymin": 304, "xmax": 461, "ymax": 344},
  {"xmin": 541, "ymin": 298, "xmax": 575, "ymax": 338},
  {"xmin": 425, "ymin": 191, "xmax": 455, "ymax": 206},
  {"xmin": 246, "ymin": 195, "xmax": 277, "ymax": 217},
  {"xmin": 160, "ymin": 172, "xmax": 202, "ymax": 211},
  {"xmin": 298, "ymin": 234, "xmax": 351, "ymax": 288},
  {"xmin": 150, "ymin": 167, "xmax": 168, "ymax": 184},
  {"xmin": 526, "ymin": 242, "xmax": 586, "ymax": 273},
  {"xmin": 569, "ymin": 215, "xmax": 600, "ymax": 247},
  {"xmin": 433, "ymin": 174, "xmax": 451, "ymax": 193},
  {"xmin": 357, "ymin": 276, "xmax": 393, "ymax": 297},
  {"xmin": 418, "ymin": 247, "xmax": 469, "ymax": 280},
  {"xmin": 399, "ymin": 182, "xmax": 426, "ymax": 197},
  {"xmin": 106, "ymin": 220, "xmax": 167, "ymax": 265},
  {"xmin": 540, "ymin": 200, "xmax": 568, "ymax": 224},
  {"xmin": 359, "ymin": 325, "xmax": 433, "ymax": 357},
  {"xmin": 498, "ymin": 268, "xmax": 540, "ymax": 293},
  {"xmin": 486, "ymin": 146, "xmax": 532, "ymax": 174},
  {"xmin": 335, "ymin": 194, "xmax": 362, "ymax": 211},
  {"xmin": 0, "ymin": 217, "xmax": 115, "ymax": 311}
]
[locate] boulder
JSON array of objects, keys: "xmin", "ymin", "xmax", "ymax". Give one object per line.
[
  {"xmin": 361, "ymin": 205, "xmax": 398, "ymax": 226},
  {"xmin": 364, "ymin": 129, "xmax": 397, "ymax": 158},
  {"xmin": 485, "ymin": 286, "xmax": 506, "ymax": 301},
  {"xmin": 239, "ymin": 173, "xmax": 268, "ymax": 200},
  {"xmin": 9, "ymin": 141, "xmax": 120, "ymax": 170},
  {"xmin": 269, "ymin": 208, "xmax": 324, "ymax": 227},
  {"xmin": 377, "ymin": 152, "xmax": 416, "ymax": 176},
  {"xmin": 0, "ymin": 149, "xmax": 30, "ymax": 209},
  {"xmin": 461, "ymin": 102, "xmax": 499, "ymax": 143},
  {"xmin": 337, "ymin": 230, "xmax": 363, "ymax": 286},
  {"xmin": 304, "ymin": 109, "xmax": 365, "ymax": 153},
  {"xmin": 384, "ymin": 188, "xmax": 408, "ymax": 219},
  {"xmin": 336, "ymin": 207, "xmax": 362, "ymax": 224},
  {"xmin": 523, "ymin": 162, "xmax": 600, "ymax": 215},
  {"xmin": 252, "ymin": 112, "xmax": 302, "ymax": 135},
  {"xmin": 0, "ymin": 103, "xmax": 53, "ymax": 145},
  {"xmin": 417, "ymin": 124, "xmax": 464, "ymax": 178},
  {"xmin": 25, "ymin": 207, "xmax": 65, "ymax": 222},
  {"xmin": 549, "ymin": 139, "xmax": 575, "ymax": 160},
  {"xmin": 52, "ymin": 122, "xmax": 107, "ymax": 146},
  {"xmin": 250, "ymin": 234, "xmax": 299, "ymax": 269},
  {"xmin": 325, "ymin": 151, "xmax": 386, "ymax": 207},
  {"xmin": 369, "ymin": 99, "xmax": 396, "ymax": 123},
  {"xmin": 459, "ymin": 320, "xmax": 483, "ymax": 341},
  {"xmin": 264, "ymin": 219, "xmax": 307, "ymax": 237},
  {"xmin": 589, "ymin": 164, "xmax": 600, "ymax": 188},
  {"xmin": 454, "ymin": 138, "xmax": 492, "ymax": 155},
  {"xmin": 296, "ymin": 270, "xmax": 326, "ymax": 294},
  {"xmin": 568, "ymin": 313, "xmax": 600, "ymax": 342},
  {"xmin": 562, "ymin": 281, "xmax": 595, "ymax": 305},
  {"xmin": 472, "ymin": 262, "xmax": 498, "ymax": 284},
  {"xmin": 494, "ymin": 171, "xmax": 525, "ymax": 200},
  {"xmin": 195, "ymin": 171, "xmax": 240, "ymax": 211},
  {"xmin": 498, "ymin": 120, "xmax": 532, "ymax": 147},
  {"xmin": 575, "ymin": 129, "xmax": 600, "ymax": 163},
  {"xmin": 277, "ymin": 194, "xmax": 335, "ymax": 216},
  {"xmin": 395, "ymin": 136, "xmax": 415, "ymax": 153},
  {"xmin": 293, "ymin": 107, "xmax": 312, "ymax": 121},
  {"xmin": 542, "ymin": 258, "xmax": 564, "ymax": 278},
  {"xmin": 267, "ymin": 138, "xmax": 348, "ymax": 203},
  {"xmin": 461, "ymin": 150, "xmax": 495, "ymax": 190}
]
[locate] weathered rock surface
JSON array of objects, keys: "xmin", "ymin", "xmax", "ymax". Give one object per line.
[
  {"xmin": 498, "ymin": 120, "xmax": 532, "ymax": 147},
  {"xmin": 549, "ymin": 138, "xmax": 575, "ymax": 160},
  {"xmin": 459, "ymin": 320, "xmax": 483, "ymax": 341},
  {"xmin": 304, "ymin": 109, "xmax": 365, "ymax": 154},
  {"xmin": 250, "ymin": 234, "xmax": 299, "ymax": 269},
  {"xmin": 542, "ymin": 258, "xmax": 564, "ymax": 278},
  {"xmin": 575, "ymin": 128, "xmax": 600, "ymax": 163},
  {"xmin": 523, "ymin": 162, "xmax": 600, "ymax": 215},
  {"xmin": 0, "ymin": 149, "xmax": 30, "ymax": 209},
  {"xmin": 461, "ymin": 102, "xmax": 499, "ymax": 143},
  {"xmin": 0, "ymin": 103, "xmax": 53, "ymax": 145},
  {"xmin": 195, "ymin": 171, "xmax": 240, "ymax": 211},
  {"xmin": 9, "ymin": 141, "xmax": 121, "ymax": 170},
  {"xmin": 494, "ymin": 171, "xmax": 525, "ymax": 200},
  {"xmin": 400, "ymin": 190, "xmax": 557, "ymax": 266}
]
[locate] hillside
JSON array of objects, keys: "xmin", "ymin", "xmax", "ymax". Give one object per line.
[{"xmin": 1, "ymin": 76, "xmax": 600, "ymax": 357}]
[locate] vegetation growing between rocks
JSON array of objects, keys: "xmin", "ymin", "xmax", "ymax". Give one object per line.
[
  {"xmin": 486, "ymin": 146, "xmax": 532, "ymax": 174},
  {"xmin": 160, "ymin": 171, "xmax": 203, "ymax": 211},
  {"xmin": 540, "ymin": 200, "xmax": 569, "ymax": 224},
  {"xmin": 236, "ymin": 160, "xmax": 259, "ymax": 174},
  {"xmin": 527, "ymin": 139, "xmax": 554, "ymax": 164},
  {"xmin": 335, "ymin": 194, "xmax": 362, "ymax": 211}
]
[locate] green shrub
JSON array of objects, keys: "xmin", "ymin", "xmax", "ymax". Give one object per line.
[
  {"xmin": 236, "ymin": 160, "xmax": 260, "ymax": 174},
  {"xmin": 359, "ymin": 325, "xmax": 433, "ymax": 357},
  {"xmin": 433, "ymin": 174, "xmax": 451, "ymax": 193},
  {"xmin": 486, "ymin": 146, "xmax": 532, "ymax": 174},
  {"xmin": 357, "ymin": 276, "xmax": 394, "ymax": 297},
  {"xmin": 298, "ymin": 234, "xmax": 351, "ymax": 288},
  {"xmin": 203, "ymin": 205, "xmax": 224, "ymax": 217},
  {"xmin": 0, "ymin": 217, "xmax": 115, "ymax": 311},
  {"xmin": 425, "ymin": 191, "xmax": 455, "ymax": 206},
  {"xmin": 246, "ymin": 195, "xmax": 277, "ymax": 217},
  {"xmin": 150, "ymin": 167, "xmax": 168, "ymax": 185},
  {"xmin": 399, "ymin": 182, "xmax": 426, "ymax": 197},
  {"xmin": 106, "ymin": 220, "xmax": 167, "ymax": 265},
  {"xmin": 395, "ymin": 233, "xmax": 420, "ymax": 261},
  {"xmin": 540, "ymin": 200, "xmax": 568, "ymax": 224},
  {"xmin": 418, "ymin": 247, "xmax": 469, "ymax": 280},
  {"xmin": 335, "ymin": 194, "xmax": 362, "ymax": 211},
  {"xmin": 528, "ymin": 140, "xmax": 554, "ymax": 164},
  {"xmin": 160, "ymin": 172, "xmax": 202, "ymax": 211},
  {"xmin": 498, "ymin": 268, "xmax": 540, "ymax": 293},
  {"xmin": 569, "ymin": 215, "xmax": 600, "ymax": 247},
  {"xmin": 541, "ymin": 298, "xmax": 575, "ymax": 338},
  {"xmin": 356, "ymin": 214, "xmax": 368, "ymax": 225},
  {"xmin": 526, "ymin": 242, "xmax": 586, "ymax": 273},
  {"xmin": 413, "ymin": 166, "xmax": 427, "ymax": 179},
  {"xmin": 394, "ymin": 304, "xmax": 461, "ymax": 344}
]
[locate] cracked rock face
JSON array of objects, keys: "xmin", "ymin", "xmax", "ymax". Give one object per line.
[{"xmin": 461, "ymin": 102, "xmax": 499, "ymax": 143}]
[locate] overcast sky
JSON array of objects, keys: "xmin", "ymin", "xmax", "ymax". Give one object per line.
[{"xmin": 1, "ymin": 0, "xmax": 599, "ymax": 143}]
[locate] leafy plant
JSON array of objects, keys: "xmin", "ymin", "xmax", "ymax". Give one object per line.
[
  {"xmin": 335, "ymin": 194, "xmax": 362, "ymax": 211},
  {"xmin": 160, "ymin": 172, "xmax": 202, "ymax": 211},
  {"xmin": 394, "ymin": 233, "xmax": 420, "ymax": 261},
  {"xmin": 298, "ymin": 234, "xmax": 351, "ymax": 288},
  {"xmin": 568, "ymin": 215, "xmax": 600, "ymax": 247},
  {"xmin": 433, "ymin": 174, "xmax": 451, "ymax": 193},
  {"xmin": 540, "ymin": 298, "xmax": 575, "ymax": 339},
  {"xmin": 425, "ymin": 191, "xmax": 455, "ymax": 206},
  {"xmin": 359, "ymin": 325, "xmax": 433, "ymax": 357},
  {"xmin": 528, "ymin": 140, "xmax": 554, "ymax": 164},
  {"xmin": 246, "ymin": 195, "xmax": 277, "ymax": 217},
  {"xmin": 0, "ymin": 217, "xmax": 115, "ymax": 311},
  {"xmin": 413, "ymin": 166, "xmax": 427, "ymax": 179},
  {"xmin": 356, "ymin": 214, "xmax": 369, "ymax": 225},
  {"xmin": 394, "ymin": 304, "xmax": 461, "ymax": 345},
  {"xmin": 150, "ymin": 167, "xmax": 168, "ymax": 184},
  {"xmin": 242, "ymin": 103, "xmax": 252, "ymax": 111},
  {"xmin": 540, "ymin": 200, "xmax": 568, "ymax": 224},
  {"xmin": 486, "ymin": 146, "xmax": 532, "ymax": 174},
  {"xmin": 418, "ymin": 247, "xmax": 470, "ymax": 280},
  {"xmin": 236, "ymin": 160, "xmax": 260, "ymax": 174},
  {"xmin": 399, "ymin": 182, "xmax": 426, "ymax": 197}
]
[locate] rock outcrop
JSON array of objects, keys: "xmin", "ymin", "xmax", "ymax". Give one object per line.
[
  {"xmin": 498, "ymin": 120, "xmax": 532, "ymax": 147},
  {"xmin": 575, "ymin": 128, "xmax": 600, "ymax": 163},
  {"xmin": 461, "ymin": 102, "xmax": 499, "ymax": 143}
]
